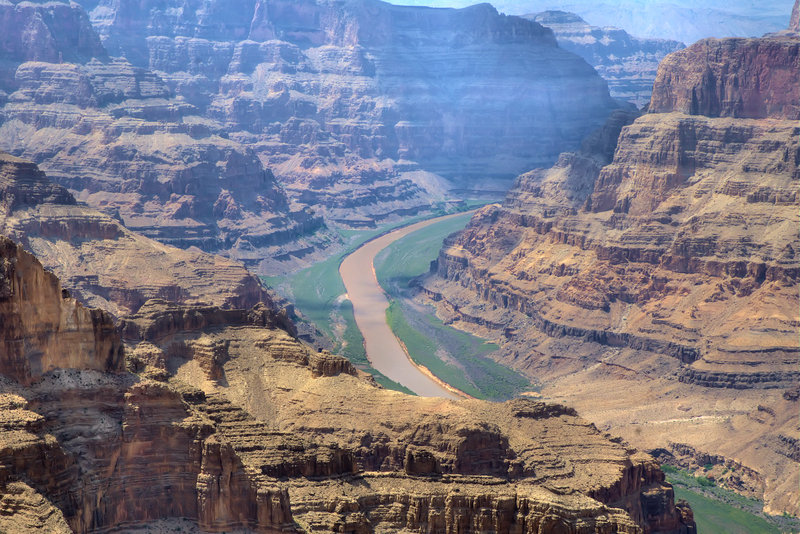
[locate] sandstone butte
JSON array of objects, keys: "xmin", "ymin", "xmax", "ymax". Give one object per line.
[
  {"xmin": 420, "ymin": 25, "xmax": 800, "ymax": 516},
  {"xmin": 0, "ymin": 0, "xmax": 619, "ymax": 275},
  {"xmin": 0, "ymin": 159, "xmax": 696, "ymax": 532}
]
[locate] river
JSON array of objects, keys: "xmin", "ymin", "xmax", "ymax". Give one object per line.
[{"xmin": 339, "ymin": 212, "xmax": 474, "ymax": 399}]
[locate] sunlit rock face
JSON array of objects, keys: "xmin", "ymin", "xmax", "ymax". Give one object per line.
[
  {"xmin": 76, "ymin": 0, "xmax": 619, "ymax": 195},
  {"xmin": 0, "ymin": 234, "xmax": 695, "ymax": 533},
  {"xmin": 421, "ymin": 32, "xmax": 800, "ymax": 515},
  {"xmin": 529, "ymin": 10, "xmax": 685, "ymax": 108}
]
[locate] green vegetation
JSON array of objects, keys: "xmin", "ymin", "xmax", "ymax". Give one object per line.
[
  {"xmin": 663, "ymin": 467, "xmax": 799, "ymax": 534},
  {"xmin": 673, "ymin": 486, "xmax": 778, "ymax": 534},
  {"xmin": 375, "ymin": 214, "xmax": 532, "ymax": 401},
  {"xmin": 261, "ymin": 201, "xmax": 495, "ymax": 394},
  {"xmin": 696, "ymin": 476, "xmax": 715, "ymax": 487},
  {"xmin": 385, "ymin": 301, "xmax": 528, "ymax": 400},
  {"xmin": 375, "ymin": 213, "xmax": 473, "ymax": 294}
]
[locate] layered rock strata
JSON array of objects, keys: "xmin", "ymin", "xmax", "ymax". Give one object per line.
[
  {"xmin": 420, "ymin": 33, "xmax": 799, "ymax": 515},
  {"xmin": 0, "ymin": 152, "xmax": 274, "ymax": 317},
  {"xmin": 0, "ymin": 0, "xmax": 329, "ymax": 274},
  {"xmin": 0, "ymin": 236, "xmax": 695, "ymax": 532},
  {"xmin": 74, "ymin": 0, "xmax": 618, "ymax": 209},
  {"xmin": 529, "ymin": 11, "xmax": 685, "ymax": 107}
]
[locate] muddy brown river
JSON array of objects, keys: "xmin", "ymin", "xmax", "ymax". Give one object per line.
[{"xmin": 339, "ymin": 212, "xmax": 474, "ymax": 399}]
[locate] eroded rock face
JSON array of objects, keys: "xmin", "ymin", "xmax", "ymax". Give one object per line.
[
  {"xmin": 0, "ymin": 239, "xmax": 694, "ymax": 532},
  {"xmin": 75, "ymin": 0, "xmax": 618, "ymax": 212},
  {"xmin": 0, "ymin": 237, "xmax": 123, "ymax": 385},
  {"xmin": 420, "ymin": 33, "xmax": 799, "ymax": 514},
  {"xmin": 649, "ymin": 37, "xmax": 800, "ymax": 119},
  {"xmin": 530, "ymin": 11, "xmax": 685, "ymax": 107},
  {"xmin": 0, "ymin": 152, "xmax": 274, "ymax": 317},
  {"xmin": 0, "ymin": 0, "xmax": 104, "ymax": 86},
  {"xmin": 0, "ymin": 1, "xmax": 329, "ymax": 275}
]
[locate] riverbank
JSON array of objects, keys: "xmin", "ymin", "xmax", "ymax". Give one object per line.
[{"xmin": 340, "ymin": 211, "xmax": 477, "ymax": 398}]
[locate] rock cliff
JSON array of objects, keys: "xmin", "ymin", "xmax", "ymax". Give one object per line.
[
  {"xmin": 649, "ymin": 37, "xmax": 800, "ymax": 119},
  {"xmin": 0, "ymin": 152, "xmax": 274, "ymax": 317},
  {"xmin": 0, "ymin": 236, "xmax": 123, "ymax": 385},
  {"xmin": 73, "ymin": 0, "xmax": 618, "ymax": 214},
  {"xmin": 0, "ymin": 237, "xmax": 694, "ymax": 532},
  {"xmin": 420, "ymin": 33, "xmax": 799, "ymax": 515},
  {"xmin": 0, "ymin": 0, "xmax": 330, "ymax": 275},
  {"xmin": 529, "ymin": 11, "xmax": 685, "ymax": 107}
]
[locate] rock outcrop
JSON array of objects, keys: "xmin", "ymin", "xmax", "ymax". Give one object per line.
[
  {"xmin": 0, "ymin": 152, "xmax": 274, "ymax": 317},
  {"xmin": 420, "ymin": 32, "xmax": 799, "ymax": 515},
  {"xmin": 0, "ymin": 236, "xmax": 123, "ymax": 385},
  {"xmin": 0, "ymin": 237, "xmax": 695, "ymax": 532},
  {"xmin": 72, "ymin": 0, "xmax": 618, "ymax": 215},
  {"xmin": 529, "ymin": 11, "xmax": 685, "ymax": 107},
  {"xmin": 649, "ymin": 37, "xmax": 800, "ymax": 119}
]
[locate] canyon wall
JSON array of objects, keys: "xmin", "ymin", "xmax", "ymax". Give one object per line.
[
  {"xmin": 0, "ymin": 233, "xmax": 695, "ymax": 532},
  {"xmin": 0, "ymin": 0, "xmax": 329, "ymax": 274},
  {"xmin": 421, "ymin": 32, "xmax": 799, "ymax": 515},
  {"xmin": 69, "ymin": 0, "xmax": 618, "ymax": 220},
  {"xmin": 529, "ymin": 11, "xmax": 685, "ymax": 107},
  {"xmin": 0, "ymin": 236, "xmax": 122, "ymax": 385},
  {"xmin": 0, "ymin": 0, "xmax": 624, "ymax": 268},
  {"xmin": 649, "ymin": 37, "xmax": 800, "ymax": 119},
  {"xmin": 0, "ymin": 152, "xmax": 276, "ymax": 317}
]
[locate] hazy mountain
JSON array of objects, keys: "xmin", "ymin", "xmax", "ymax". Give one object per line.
[{"xmin": 386, "ymin": 0, "xmax": 795, "ymax": 44}]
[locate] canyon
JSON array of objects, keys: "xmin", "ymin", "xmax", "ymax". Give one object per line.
[
  {"xmin": 420, "ymin": 27, "xmax": 800, "ymax": 516},
  {"xmin": 393, "ymin": 0, "xmax": 796, "ymax": 46},
  {"xmin": 529, "ymin": 11, "xmax": 684, "ymax": 107},
  {"xmin": 0, "ymin": 0, "xmax": 796, "ymax": 530},
  {"xmin": 0, "ymin": 0, "xmax": 327, "ymax": 276},
  {"xmin": 0, "ymin": 158, "xmax": 695, "ymax": 532},
  {"xmin": 0, "ymin": 0, "xmax": 620, "ymax": 277}
]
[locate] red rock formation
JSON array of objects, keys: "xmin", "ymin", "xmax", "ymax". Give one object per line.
[
  {"xmin": 0, "ymin": 236, "xmax": 694, "ymax": 533},
  {"xmin": 421, "ymin": 32, "xmax": 799, "ymax": 515},
  {"xmin": 0, "ymin": 237, "xmax": 123, "ymax": 385},
  {"xmin": 649, "ymin": 37, "xmax": 800, "ymax": 119}
]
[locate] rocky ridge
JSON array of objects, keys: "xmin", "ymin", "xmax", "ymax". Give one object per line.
[
  {"xmin": 73, "ymin": 0, "xmax": 618, "ymax": 215},
  {"xmin": 0, "ymin": 151, "xmax": 277, "ymax": 318},
  {"xmin": 529, "ymin": 11, "xmax": 685, "ymax": 107},
  {"xmin": 419, "ymin": 32, "xmax": 799, "ymax": 515},
  {"xmin": 0, "ymin": 0, "xmax": 331, "ymax": 275},
  {"xmin": 0, "ymin": 234, "xmax": 695, "ymax": 532}
]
